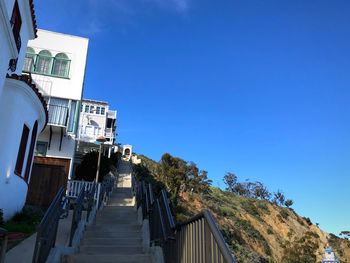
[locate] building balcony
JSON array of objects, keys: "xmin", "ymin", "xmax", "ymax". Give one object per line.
[{"xmin": 78, "ymin": 125, "xmax": 104, "ymax": 143}]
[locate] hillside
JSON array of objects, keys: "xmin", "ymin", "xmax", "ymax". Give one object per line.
[{"xmin": 134, "ymin": 153, "xmax": 350, "ymax": 263}]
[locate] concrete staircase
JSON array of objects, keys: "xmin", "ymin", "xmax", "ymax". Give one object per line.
[{"xmin": 63, "ymin": 161, "xmax": 152, "ymax": 263}]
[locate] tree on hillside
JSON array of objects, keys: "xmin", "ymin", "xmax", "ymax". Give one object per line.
[
  {"xmin": 340, "ymin": 231, "xmax": 350, "ymax": 241},
  {"xmin": 223, "ymin": 172, "xmax": 238, "ymax": 192},
  {"xmin": 252, "ymin": 181, "xmax": 271, "ymax": 200},
  {"xmin": 285, "ymin": 199, "xmax": 293, "ymax": 208},
  {"xmin": 272, "ymin": 190, "xmax": 285, "ymax": 206}
]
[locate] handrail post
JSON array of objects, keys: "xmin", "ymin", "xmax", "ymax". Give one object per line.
[{"xmin": 0, "ymin": 228, "xmax": 8, "ymax": 263}]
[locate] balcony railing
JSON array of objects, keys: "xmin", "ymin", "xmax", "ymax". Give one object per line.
[
  {"xmin": 104, "ymin": 128, "xmax": 116, "ymax": 138},
  {"xmin": 78, "ymin": 125, "xmax": 104, "ymax": 141},
  {"xmin": 47, "ymin": 104, "xmax": 69, "ymax": 127}
]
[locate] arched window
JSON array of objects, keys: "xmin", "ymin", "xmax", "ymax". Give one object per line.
[
  {"xmin": 24, "ymin": 121, "xmax": 38, "ymax": 182},
  {"xmin": 52, "ymin": 53, "xmax": 70, "ymax": 77},
  {"xmin": 36, "ymin": 50, "xmax": 52, "ymax": 74},
  {"xmin": 23, "ymin": 47, "xmax": 35, "ymax": 72}
]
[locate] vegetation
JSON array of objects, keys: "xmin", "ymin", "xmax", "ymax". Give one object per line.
[
  {"xmin": 223, "ymin": 172, "xmax": 293, "ymax": 208},
  {"xmin": 134, "ymin": 152, "xmax": 350, "ymax": 263},
  {"xmin": 281, "ymin": 231, "xmax": 320, "ymax": 263},
  {"xmin": 75, "ymin": 151, "xmax": 120, "ymax": 182}
]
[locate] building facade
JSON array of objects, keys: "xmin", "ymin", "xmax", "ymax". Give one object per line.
[
  {"xmin": 23, "ymin": 29, "xmax": 89, "ymax": 206},
  {"xmin": 74, "ymin": 99, "xmax": 117, "ymax": 175},
  {"xmin": 0, "ymin": 0, "xmax": 47, "ymax": 220}
]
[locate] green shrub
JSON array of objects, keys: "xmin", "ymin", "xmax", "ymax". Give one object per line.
[
  {"xmin": 3, "ymin": 207, "xmax": 43, "ymax": 236},
  {"xmin": 75, "ymin": 151, "xmax": 115, "ymax": 182},
  {"xmin": 241, "ymin": 200, "xmax": 262, "ymax": 221},
  {"xmin": 257, "ymin": 200, "xmax": 270, "ymax": 215},
  {"xmin": 267, "ymin": 228, "xmax": 274, "ymax": 235},
  {"xmin": 303, "ymin": 217, "xmax": 312, "ymax": 226},
  {"xmin": 280, "ymin": 209, "xmax": 289, "ymax": 220},
  {"xmin": 218, "ymin": 206, "xmax": 236, "ymax": 217}
]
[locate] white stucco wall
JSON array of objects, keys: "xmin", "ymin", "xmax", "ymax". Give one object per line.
[
  {"xmin": 0, "ymin": 0, "xmax": 35, "ymax": 95},
  {"xmin": 28, "ymin": 30, "xmax": 89, "ymax": 101},
  {"xmin": 37, "ymin": 127, "xmax": 76, "ymax": 159},
  {"xmin": 26, "ymin": 30, "xmax": 89, "ymax": 179},
  {"xmin": 0, "ymin": 78, "xmax": 46, "ymax": 220}
]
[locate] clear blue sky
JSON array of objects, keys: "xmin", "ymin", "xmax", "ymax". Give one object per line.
[{"xmin": 35, "ymin": 0, "xmax": 350, "ymax": 235}]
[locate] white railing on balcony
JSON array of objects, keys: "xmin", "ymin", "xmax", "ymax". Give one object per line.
[
  {"xmin": 78, "ymin": 125, "xmax": 104, "ymax": 142},
  {"xmin": 66, "ymin": 180, "xmax": 101, "ymax": 205},
  {"xmin": 105, "ymin": 128, "xmax": 115, "ymax": 138}
]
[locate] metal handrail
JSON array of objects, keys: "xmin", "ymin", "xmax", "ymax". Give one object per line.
[
  {"xmin": 69, "ymin": 187, "xmax": 85, "ymax": 246},
  {"xmin": 0, "ymin": 228, "xmax": 8, "ymax": 263},
  {"xmin": 86, "ymin": 182, "xmax": 96, "ymax": 221},
  {"xmin": 133, "ymin": 178, "xmax": 236, "ymax": 263},
  {"xmin": 176, "ymin": 210, "xmax": 236, "ymax": 263},
  {"xmin": 32, "ymin": 187, "xmax": 66, "ymax": 263}
]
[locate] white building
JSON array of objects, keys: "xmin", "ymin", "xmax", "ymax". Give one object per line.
[
  {"xmin": 22, "ymin": 29, "xmax": 89, "ymax": 206},
  {"xmin": 322, "ymin": 247, "xmax": 339, "ymax": 263},
  {"xmin": 0, "ymin": 0, "xmax": 47, "ymax": 220},
  {"xmin": 74, "ymin": 99, "xmax": 117, "ymax": 172},
  {"xmin": 78, "ymin": 99, "xmax": 117, "ymax": 146}
]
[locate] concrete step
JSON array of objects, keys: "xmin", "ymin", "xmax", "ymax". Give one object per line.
[
  {"xmin": 81, "ymin": 237, "xmax": 142, "ymax": 246},
  {"xmin": 83, "ymin": 229, "xmax": 141, "ymax": 238},
  {"xmin": 79, "ymin": 245, "xmax": 143, "ymax": 254},
  {"xmin": 86, "ymin": 224, "xmax": 141, "ymax": 232},
  {"xmin": 94, "ymin": 218, "xmax": 139, "ymax": 225},
  {"xmin": 62, "ymin": 254, "xmax": 152, "ymax": 263}
]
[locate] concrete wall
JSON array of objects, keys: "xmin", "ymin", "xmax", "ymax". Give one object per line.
[{"xmin": 0, "ymin": 78, "xmax": 46, "ymax": 220}]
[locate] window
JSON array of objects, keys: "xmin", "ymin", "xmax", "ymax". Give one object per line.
[
  {"xmin": 96, "ymin": 106, "xmax": 101, "ymax": 114},
  {"xmin": 48, "ymin": 98, "xmax": 69, "ymax": 126},
  {"xmin": 24, "ymin": 121, "xmax": 37, "ymax": 182},
  {"xmin": 23, "ymin": 47, "xmax": 36, "ymax": 72},
  {"xmin": 35, "ymin": 141, "xmax": 48, "ymax": 156},
  {"xmin": 36, "ymin": 50, "xmax": 52, "ymax": 74},
  {"xmin": 90, "ymin": 106, "xmax": 94, "ymax": 114},
  {"xmin": 52, "ymin": 53, "xmax": 70, "ymax": 77},
  {"xmin": 67, "ymin": 100, "xmax": 77, "ymax": 132},
  {"xmin": 101, "ymin": 107, "xmax": 105, "ymax": 115},
  {"xmin": 23, "ymin": 50, "xmax": 71, "ymax": 78},
  {"xmin": 85, "ymin": 105, "xmax": 89, "ymax": 113},
  {"xmin": 14, "ymin": 125, "xmax": 30, "ymax": 177},
  {"xmin": 10, "ymin": 0, "xmax": 22, "ymax": 52}
]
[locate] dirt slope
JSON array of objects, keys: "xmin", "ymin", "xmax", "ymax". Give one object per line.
[{"xmin": 177, "ymin": 188, "xmax": 350, "ymax": 263}]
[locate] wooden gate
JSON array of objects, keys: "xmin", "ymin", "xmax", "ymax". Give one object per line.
[{"xmin": 26, "ymin": 157, "xmax": 70, "ymax": 207}]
